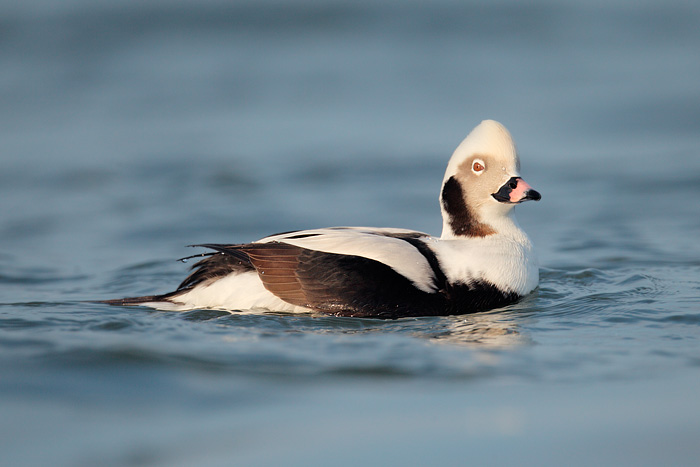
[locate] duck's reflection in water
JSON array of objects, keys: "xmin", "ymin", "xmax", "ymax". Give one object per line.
[{"xmin": 418, "ymin": 310, "xmax": 532, "ymax": 348}]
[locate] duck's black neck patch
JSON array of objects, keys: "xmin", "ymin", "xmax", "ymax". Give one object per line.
[{"xmin": 441, "ymin": 176, "xmax": 495, "ymax": 237}]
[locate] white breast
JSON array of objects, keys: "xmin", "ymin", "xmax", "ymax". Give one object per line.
[{"xmin": 429, "ymin": 233, "xmax": 539, "ymax": 295}]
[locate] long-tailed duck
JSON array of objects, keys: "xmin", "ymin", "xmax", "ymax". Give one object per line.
[{"xmin": 106, "ymin": 120, "xmax": 540, "ymax": 319}]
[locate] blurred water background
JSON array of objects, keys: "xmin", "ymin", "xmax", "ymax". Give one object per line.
[{"xmin": 2, "ymin": 0, "xmax": 700, "ymax": 465}]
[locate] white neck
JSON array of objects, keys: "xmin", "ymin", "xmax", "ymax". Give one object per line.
[{"xmin": 440, "ymin": 207, "xmax": 525, "ymax": 241}]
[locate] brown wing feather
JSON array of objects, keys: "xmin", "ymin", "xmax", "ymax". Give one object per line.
[
  {"xmin": 238, "ymin": 243, "xmax": 441, "ymax": 316},
  {"xmin": 187, "ymin": 242, "xmax": 447, "ymax": 317},
  {"xmin": 242, "ymin": 243, "xmax": 324, "ymax": 307}
]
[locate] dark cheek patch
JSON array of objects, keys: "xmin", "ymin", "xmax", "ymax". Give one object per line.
[{"xmin": 441, "ymin": 176, "xmax": 495, "ymax": 237}]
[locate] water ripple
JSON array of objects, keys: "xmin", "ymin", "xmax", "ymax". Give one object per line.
[{"xmin": 533, "ymin": 267, "xmax": 674, "ymax": 325}]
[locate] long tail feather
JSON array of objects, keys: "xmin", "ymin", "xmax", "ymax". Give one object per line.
[{"xmin": 99, "ymin": 292, "xmax": 179, "ymax": 306}]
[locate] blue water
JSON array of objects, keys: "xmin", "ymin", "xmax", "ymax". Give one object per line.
[{"xmin": 2, "ymin": 1, "xmax": 700, "ymax": 465}]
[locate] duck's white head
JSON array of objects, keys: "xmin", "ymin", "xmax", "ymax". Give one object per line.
[{"xmin": 440, "ymin": 120, "xmax": 540, "ymax": 239}]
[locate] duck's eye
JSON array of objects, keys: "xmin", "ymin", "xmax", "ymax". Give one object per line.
[{"xmin": 472, "ymin": 160, "xmax": 485, "ymax": 174}]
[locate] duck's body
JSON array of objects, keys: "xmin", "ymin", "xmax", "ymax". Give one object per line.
[{"xmin": 106, "ymin": 120, "xmax": 541, "ymax": 318}]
